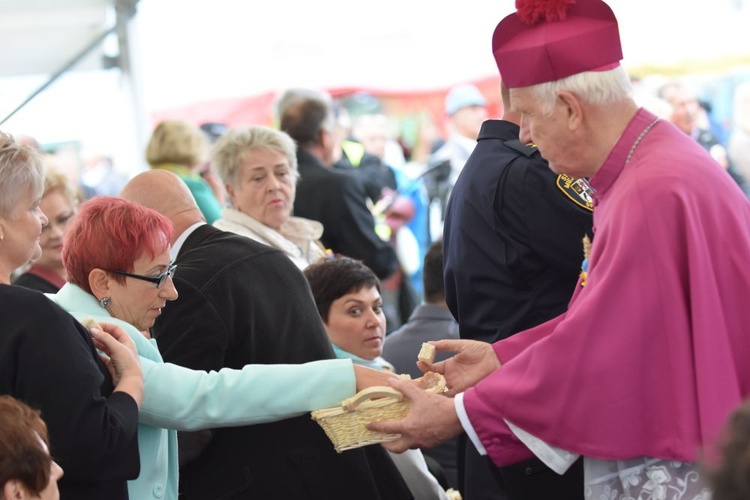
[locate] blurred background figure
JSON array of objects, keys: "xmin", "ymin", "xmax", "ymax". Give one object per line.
[
  {"xmin": 304, "ymin": 255, "xmax": 451, "ymax": 500},
  {"xmin": 351, "ymin": 113, "xmax": 402, "ymax": 172},
  {"xmin": 14, "ymin": 134, "xmax": 43, "ymax": 152},
  {"xmin": 353, "ymin": 112, "xmax": 430, "ymax": 301},
  {"xmin": 146, "ymin": 119, "xmax": 225, "ymax": 222},
  {"xmin": 277, "ymin": 88, "xmax": 399, "ymax": 281},
  {"xmin": 659, "ymin": 80, "xmax": 750, "ymax": 196},
  {"xmin": 383, "ymin": 238, "xmax": 460, "ymax": 490},
  {"xmin": 198, "ymin": 121, "xmax": 229, "ymax": 207},
  {"xmin": 13, "ymin": 167, "xmax": 80, "ymax": 293},
  {"xmin": 345, "ymin": 112, "xmax": 425, "ymax": 330},
  {"xmin": 728, "ymin": 81, "xmax": 750, "ymax": 184},
  {"xmin": 0, "ymin": 395, "xmax": 64, "ymax": 500},
  {"xmin": 212, "ymin": 125, "xmax": 327, "ymax": 269},
  {"xmin": 378, "ymin": 192, "xmax": 421, "ymax": 332},
  {"xmin": 426, "ymin": 83, "xmax": 488, "ymax": 241},
  {"xmin": 334, "ymin": 107, "xmax": 398, "ymax": 205},
  {"xmin": 199, "ymin": 122, "xmax": 228, "ymax": 144},
  {"xmin": 79, "ymin": 150, "xmax": 128, "ymax": 199}
]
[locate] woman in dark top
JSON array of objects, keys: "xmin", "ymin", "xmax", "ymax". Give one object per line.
[{"xmin": 0, "ymin": 131, "xmax": 143, "ymax": 500}]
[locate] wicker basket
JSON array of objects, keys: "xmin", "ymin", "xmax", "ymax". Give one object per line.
[{"xmin": 311, "ymin": 373, "xmax": 446, "ymax": 453}]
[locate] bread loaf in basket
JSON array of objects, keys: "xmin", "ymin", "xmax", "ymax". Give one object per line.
[{"xmin": 311, "ymin": 372, "xmax": 446, "ymax": 452}]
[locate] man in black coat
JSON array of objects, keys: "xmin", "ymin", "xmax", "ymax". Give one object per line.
[
  {"xmin": 278, "ymin": 88, "xmax": 398, "ymax": 281},
  {"xmin": 120, "ymin": 169, "xmax": 411, "ymax": 500},
  {"xmin": 442, "ymin": 83, "xmax": 594, "ymax": 499}
]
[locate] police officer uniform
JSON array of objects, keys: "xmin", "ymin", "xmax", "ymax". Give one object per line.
[{"xmin": 443, "ymin": 119, "xmax": 593, "ymax": 499}]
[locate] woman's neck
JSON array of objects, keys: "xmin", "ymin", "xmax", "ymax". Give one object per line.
[
  {"xmin": 48, "ymin": 262, "xmax": 67, "ymax": 279},
  {"xmin": 0, "ymin": 262, "xmax": 12, "ymax": 285}
]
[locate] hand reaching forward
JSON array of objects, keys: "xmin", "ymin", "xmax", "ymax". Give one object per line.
[
  {"xmin": 90, "ymin": 322, "xmax": 144, "ymax": 407},
  {"xmin": 353, "ymin": 365, "xmax": 401, "ymax": 392},
  {"xmin": 418, "ymin": 339, "xmax": 500, "ymax": 396},
  {"xmin": 367, "ymin": 377, "xmax": 463, "ymax": 453}
]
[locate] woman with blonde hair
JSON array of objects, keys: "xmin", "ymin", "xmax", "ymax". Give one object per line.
[
  {"xmin": 13, "ymin": 167, "xmax": 79, "ymax": 292},
  {"xmin": 146, "ymin": 119, "xmax": 224, "ymax": 223}
]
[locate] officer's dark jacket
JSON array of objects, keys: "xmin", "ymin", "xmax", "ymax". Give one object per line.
[{"xmin": 443, "ymin": 119, "xmax": 593, "ymax": 343}]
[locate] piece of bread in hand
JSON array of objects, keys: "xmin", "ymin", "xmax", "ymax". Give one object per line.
[
  {"xmin": 80, "ymin": 317, "xmax": 102, "ymax": 331},
  {"xmin": 417, "ymin": 342, "xmax": 436, "ymax": 365},
  {"xmin": 416, "ymin": 371, "xmax": 447, "ymax": 393}
]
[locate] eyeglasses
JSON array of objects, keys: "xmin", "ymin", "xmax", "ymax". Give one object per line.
[{"xmin": 113, "ymin": 263, "xmax": 177, "ymax": 289}]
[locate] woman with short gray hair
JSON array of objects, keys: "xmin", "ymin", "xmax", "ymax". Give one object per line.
[{"xmin": 213, "ymin": 125, "xmax": 327, "ymax": 269}]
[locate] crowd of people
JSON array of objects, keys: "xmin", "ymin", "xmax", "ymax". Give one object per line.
[{"xmin": 2, "ymin": 0, "xmax": 750, "ymax": 499}]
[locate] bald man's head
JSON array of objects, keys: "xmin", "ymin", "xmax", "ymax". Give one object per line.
[{"xmin": 119, "ymin": 170, "xmax": 205, "ymax": 242}]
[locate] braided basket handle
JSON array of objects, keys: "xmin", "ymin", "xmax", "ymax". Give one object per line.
[{"xmin": 341, "ymin": 386, "xmax": 404, "ymax": 412}]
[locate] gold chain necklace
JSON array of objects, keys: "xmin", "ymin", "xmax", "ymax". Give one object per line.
[{"xmin": 626, "ymin": 118, "xmax": 660, "ymax": 165}]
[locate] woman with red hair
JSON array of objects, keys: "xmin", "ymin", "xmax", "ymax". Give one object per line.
[{"xmin": 51, "ymin": 195, "xmax": 396, "ymax": 500}]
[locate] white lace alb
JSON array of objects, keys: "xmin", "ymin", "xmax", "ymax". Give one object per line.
[{"xmin": 584, "ymin": 457, "xmax": 712, "ymax": 500}]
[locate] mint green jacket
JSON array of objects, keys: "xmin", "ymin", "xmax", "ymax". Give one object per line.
[{"xmin": 49, "ymin": 284, "xmax": 355, "ymax": 500}]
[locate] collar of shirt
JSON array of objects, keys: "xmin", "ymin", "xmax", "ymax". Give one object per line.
[{"xmin": 171, "ymin": 222, "xmax": 206, "ymax": 260}]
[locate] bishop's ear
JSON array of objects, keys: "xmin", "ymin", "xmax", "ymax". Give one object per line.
[{"xmin": 558, "ymin": 91, "xmax": 584, "ymax": 130}]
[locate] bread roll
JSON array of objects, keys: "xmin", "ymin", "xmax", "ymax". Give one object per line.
[
  {"xmin": 80, "ymin": 318, "xmax": 102, "ymax": 331},
  {"xmin": 417, "ymin": 342, "xmax": 436, "ymax": 365}
]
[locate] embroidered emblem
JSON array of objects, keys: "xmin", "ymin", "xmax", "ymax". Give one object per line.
[
  {"xmin": 556, "ymin": 175, "xmax": 594, "ymax": 211},
  {"xmin": 579, "ymin": 235, "xmax": 592, "ymax": 287}
]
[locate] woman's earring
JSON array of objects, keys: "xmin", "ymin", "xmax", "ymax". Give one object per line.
[{"xmin": 99, "ymin": 297, "xmax": 111, "ymax": 308}]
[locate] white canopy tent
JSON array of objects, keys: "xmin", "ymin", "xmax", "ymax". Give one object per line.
[{"xmin": 0, "ymin": 0, "xmax": 748, "ymax": 173}]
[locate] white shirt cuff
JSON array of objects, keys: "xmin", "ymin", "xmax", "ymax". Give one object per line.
[
  {"xmin": 505, "ymin": 420, "xmax": 580, "ymax": 474},
  {"xmin": 453, "ymin": 392, "xmax": 487, "ymax": 455}
]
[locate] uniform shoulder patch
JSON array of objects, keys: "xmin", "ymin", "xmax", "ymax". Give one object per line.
[
  {"xmin": 555, "ymin": 174, "xmax": 594, "ymax": 212},
  {"xmin": 504, "ymin": 139, "xmax": 538, "ymax": 158}
]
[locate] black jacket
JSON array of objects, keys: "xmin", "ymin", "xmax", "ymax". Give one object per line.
[
  {"xmin": 0, "ymin": 285, "xmax": 140, "ymax": 500},
  {"xmin": 152, "ymin": 225, "xmax": 411, "ymax": 500},
  {"xmin": 293, "ymin": 149, "xmax": 398, "ymax": 279},
  {"xmin": 12, "ymin": 271, "xmax": 60, "ymax": 294},
  {"xmin": 334, "ymin": 140, "xmax": 397, "ymax": 203}
]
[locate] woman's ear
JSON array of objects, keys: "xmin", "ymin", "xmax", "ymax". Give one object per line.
[
  {"xmin": 558, "ymin": 91, "xmax": 584, "ymax": 130},
  {"xmin": 88, "ymin": 268, "xmax": 110, "ymax": 300},
  {"xmin": 3, "ymin": 479, "xmax": 28, "ymax": 499},
  {"xmin": 321, "ymin": 319, "xmax": 331, "ymax": 336},
  {"xmin": 224, "ymin": 183, "xmax": 236, "ymax": 206}
]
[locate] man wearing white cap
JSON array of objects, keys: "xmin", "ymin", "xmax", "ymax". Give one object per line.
[
  {"xmin": 433, "ymin": 84, "xmax": 488, "ymax": 186},
  {"xmin": 370, "ymin": 0, "xmax": 750, "ymax": 498},
  {"xmin": 425, "ymin": 83, "xmax": 488, "ymax": 240}
]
